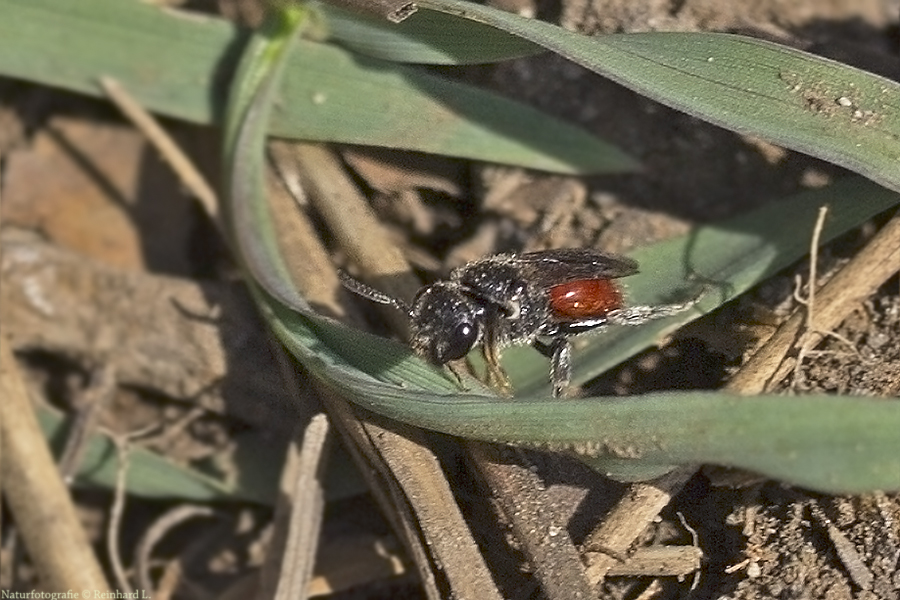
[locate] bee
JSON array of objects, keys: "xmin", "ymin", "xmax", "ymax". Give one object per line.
[{"xmin": 340, "ymin": 248, "xmax": 697, "ymax": 397}]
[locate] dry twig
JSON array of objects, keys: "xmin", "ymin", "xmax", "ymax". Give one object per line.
[
  {"xmin": 726, "ymin": 207, "xmax": 900, "ymax": 393},
  {"xmin": 0, "ymin": 339, "xmax": 110, "ymax": 591},
  {"xmin": 270, "ymin": 414, "xmax": 331, "ymax": 600},
  {"xmin": 134, "ymin": 505, "xmax": 216, "ymax": 594},
  {"xmin": 100, "ymin": 76, "xmax": 220, "ymax": 226},
  {"xmin": 583, "ymin": 465, "xmax": 698, "ymax": 586},
  {"xmin": 469, "ymin": 443, "xmax": 595, "ymax": 599},
  {"xmin": 108, "ymin": 436, "xmax": 135, "ymax": 595},
  {"xmin": 58, "ymin": 363, "xmax": 117, "ymax": 484}
]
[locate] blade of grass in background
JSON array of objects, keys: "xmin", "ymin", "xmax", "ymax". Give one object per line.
[
  {"xmin": 40, "ymin": 405, "xmax": 366, "ymax": 503},
  {"xmin": 417, "ymin": 0, "xmax": 900, "ymax": 193},
  {"xmin": 0, "ymin": 0, "xmax": 635, "ymax": 174},
  {"xmin": 37, "ymin": 408, "xmax": 280, "ymax": 503},
  {"xmin": 309, "ymin": 0, "xmax": 543, "ymax": 63}
]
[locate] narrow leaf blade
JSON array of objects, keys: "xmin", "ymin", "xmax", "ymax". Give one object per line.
[
  {"xmin": 0, "ymin": 0, "xmax": 634, "ymax": 173},
  {"xmin": 419, "ymin": 0, "xmax": 900, "ymax": 192},
  {"xmin": 312, "ymin": 0, "xmax": 543, "ymax": 64}
]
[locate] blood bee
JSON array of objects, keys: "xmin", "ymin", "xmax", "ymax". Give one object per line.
[{"xmin": 340, "ymin": 248, "xmax": 697, "ymax": 397}]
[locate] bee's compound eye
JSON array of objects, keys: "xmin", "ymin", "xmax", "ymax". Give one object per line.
[{"xmin": 439, "ymin": 321, "xmax": 478, "ymax": 363}]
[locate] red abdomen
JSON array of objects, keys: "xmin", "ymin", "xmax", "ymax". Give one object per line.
[{"xmin": 549, "ymin": 279, "xmax": 623, "ymax": 320}]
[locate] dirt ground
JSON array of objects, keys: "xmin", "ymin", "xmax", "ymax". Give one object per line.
[{"xmin": 1, "ymin": 0, "xmax": 899, "ymax": 599}]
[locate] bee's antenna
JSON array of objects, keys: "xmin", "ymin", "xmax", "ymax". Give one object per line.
[{"xmin": 338, "ymin": 270, "xmax": 412, "ymax": 315}]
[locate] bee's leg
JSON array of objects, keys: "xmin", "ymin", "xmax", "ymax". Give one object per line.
[
  {"xmin": 481, "ymin": 342, "xmax": 511, "ymax": 394},
  {"xmin": 607, "ymin": 296, "xmax": 700, "ymax": 326},
  {"xmin": 480, "ymin": 315, "xmax": 512, "ymax": 394},
  {"xmin": 479, "ymin": 310, "xmax": 512, "ymax": 395},
  {"xmin": 546, "ymin": 337, "xmax": 572, "ymax": 398},
  {"xmin": 446, "ymin": 360, "xmax": 470, "ymax": 391}
]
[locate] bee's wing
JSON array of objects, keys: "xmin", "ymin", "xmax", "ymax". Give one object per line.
[{"xmin": 515, "ymin": 248, "xmax": 639, "ymax": 289}]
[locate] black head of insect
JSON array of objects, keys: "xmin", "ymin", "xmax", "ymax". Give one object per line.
[{"xmin": 338, "ymin": 271, "xmax": 487, "ymax": 366}]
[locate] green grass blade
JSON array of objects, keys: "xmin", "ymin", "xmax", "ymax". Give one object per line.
[
  {"xmin": 311, "ymin": 1, "xmax": 543, "ymax": 64},
  {"xmin": 277, "ymin": 39, "xmax": 636, "ymax": 173},
  {"xmin": 419, "ymin": 0, "xmax": 900, "ymax": 192},
  {"xmin": 222, "ymin": 0, "xmax": 486, "ymax": 395},
  {"xmin": 260, "ymin": 296, "xmax": 900, "ymax": 494},
  {"xmin": 225, "ymin": 2, "xmax": 313, "ymax": 312},
  {"xmin": 0, "ymin": 0, "xmax": 634, "ymax": 173},
  {"xmin": 38, "ymin": 408, "xmax": 280, "ymax": 503}
]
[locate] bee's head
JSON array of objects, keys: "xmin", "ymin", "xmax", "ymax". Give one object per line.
[{"xmin": 409, "ymin": 283, "xmax": 483, "ymax": 365}]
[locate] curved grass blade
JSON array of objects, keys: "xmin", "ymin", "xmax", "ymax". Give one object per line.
[
  {"xmin": 418, "ymin": 0, "xmax": 900, "ymax": 193},
  {"xmin": 0, "ymin": 0, "xmax": 634, "ymax": 174},
  {"xmin": 260, "ymin": 294, "xmax": 900, "ymax": 494},
  {"xmin": 310, "ymin": 0, "xmax": 543, "ymax": 64},
  {"xmin": 224, "ymin": 3, "xmax": 312, "ymax": 311}
]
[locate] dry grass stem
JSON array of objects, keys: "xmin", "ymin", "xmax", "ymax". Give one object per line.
[
  {"xmin": 582, "ymin": 465, "xmax": 698, "ymax": 586},
  {"xmin": 108, "ymin": 436, "xmax": 135, "ymax": 594},
  {"xmin": 602, "ymin": 545, "xmax": 703, "ymax": 577},
  {"xmin": 727, "ymin": 206, "xmax": 900, "ymax": 394},
  {"xmin": 100, "ymin": 76, "xmax": 220, "ymax": 226},
  {"xmin": 468, "ymin": 442, "xmax": 595, "ymax": 599},
  {"xmin": 271, "ymin": 414, "xmax": 330, "ymax": 600},
  {"xmin": 0, "ymin": 340, "xmax": 110, "ymax": 591},
  {"xmin": 263, "ymin": 156, "xmax": 352, "ymax": 320},
  {"xmin": 275, "ymin": 141, "xmax": 420, "ymax": 333},
  {"xmin": 134, "ymin": 505, "xmax": 216, "ymax": 594},
  {"xmin": 58, "ymin": 363, "xmax": 117, "ymax": 484}
]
